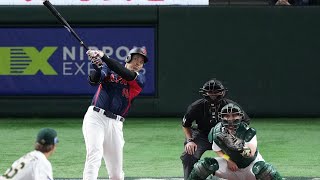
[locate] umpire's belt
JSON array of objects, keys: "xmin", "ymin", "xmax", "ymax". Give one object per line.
[{"xmin": 93, "ymin": 106, "xmax": 125, "ymax": 122}]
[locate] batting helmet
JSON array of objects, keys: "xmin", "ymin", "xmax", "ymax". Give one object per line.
[
  {"xmin": 125, "ymin": 47, "xmax": 148, "ymax": 63},
  {"xmin": 218, "ymin": 103, "xmax": 244, "ymax": 130},
  {"xmin": 199, "ymin": 79, "xmax": 227, "ymax": 103}
]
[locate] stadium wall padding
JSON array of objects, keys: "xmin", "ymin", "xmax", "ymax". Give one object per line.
[{"xmin": 1, "ymin": 6, "xmax": 320, "ymax": 118}]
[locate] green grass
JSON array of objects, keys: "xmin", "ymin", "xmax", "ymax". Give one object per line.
[{"xmin": 0, "ymin": 118, "xmax": 319, "ymax": 178}]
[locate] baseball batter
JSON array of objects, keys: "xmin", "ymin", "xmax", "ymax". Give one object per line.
[
  {"xmin": 0, "ymin": 128, "xmax": 58, "ymax": 180},
  {"xmin": 83, "ymin": 47, "xmax": 148, "ymax": 180},
  {"xmin": 188, "ymin": 103, "xmax": 282, "ymax": 180}
]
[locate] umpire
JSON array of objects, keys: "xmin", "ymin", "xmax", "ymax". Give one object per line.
[{"xmin": 180, "ymin": 78, "xmax": 250, "ymax": 180}]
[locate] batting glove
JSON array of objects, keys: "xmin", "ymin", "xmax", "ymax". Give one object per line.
[
  {"xmin": 86, "ymin": 49, "xmax": 104, "ymax": 61},
  {"xmin": 87, "ymin": 49, "xmax": 104, "ymax": 70},
  {"xmin": 91, "ymin": 59, "xmax": 103, "ymax": 71}
]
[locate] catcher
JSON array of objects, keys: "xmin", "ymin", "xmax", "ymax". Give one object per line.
[
  {"xmin": 180, "ymin": 78, "xmax": 250, "ymax": 180},
  {"xmin": 188, "ymin": 103, "xmax": 282, "ymax": 180}
]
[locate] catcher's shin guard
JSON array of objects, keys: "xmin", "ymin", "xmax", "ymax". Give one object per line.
[
  {"xmin": 252, "ymin": 161, "xmax": 282, "ymax": 180},
  {"xmin": 187, "ymin": 157, "xmax": 219, "ymax": 180}
]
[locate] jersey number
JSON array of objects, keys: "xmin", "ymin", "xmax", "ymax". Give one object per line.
[
  {"xmin": 3, "ymin": 162, "xmax": 25, "ymax": 179},
  {"xmin": 122, "ymin": 88, "xmax": 129, "ymax": 98}
]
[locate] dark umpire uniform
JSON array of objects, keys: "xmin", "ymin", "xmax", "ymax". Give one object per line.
[{"xmin": 180, "ymin": 79, "xmax": 250, "ymax": 180}]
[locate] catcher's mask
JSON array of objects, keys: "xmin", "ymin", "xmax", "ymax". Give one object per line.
[
  {"xmin": 125, "ymin": 47, "xmax": 148, "ymax": 64},
  {"xmin": 219, "ymin": 103, "xmax": 244, "ymax": 130},
  {"xmin": 199, "ymin": 79, "xmax": 227, "ymax": 104}
]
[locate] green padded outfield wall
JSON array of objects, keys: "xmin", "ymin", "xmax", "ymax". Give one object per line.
[{"xmin": 0, "ymin": 6, "xmax": 320, "ymax": 117}]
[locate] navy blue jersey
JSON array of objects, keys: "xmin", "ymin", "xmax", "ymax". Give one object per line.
[{"xmin": 90, "ymin": 65, "xmax": 145, "ymax": 117}]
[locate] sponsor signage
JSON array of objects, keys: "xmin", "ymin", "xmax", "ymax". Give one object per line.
[{"xmin": 0, "ymin": 27, "xmax": 156, "ymax": 96}]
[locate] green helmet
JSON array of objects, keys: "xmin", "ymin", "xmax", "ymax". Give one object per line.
[{"xmin": 218, "ymin": 103, "xmax": 244, "ymax": 130}]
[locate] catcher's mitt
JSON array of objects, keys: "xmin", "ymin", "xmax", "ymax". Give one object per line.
[
  {"xmin": 217, "ymin": 132, "xmax": 244, "ymax": 152},
  {"xmin": 241, "ymin": 146, "xmax": 252, "ymax": 158}
]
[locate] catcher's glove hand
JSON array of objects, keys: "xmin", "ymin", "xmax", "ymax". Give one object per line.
[
  {"xmin": 241, "ymin": 146, "xmax": 251, "ymax": 158},
  {"xmin": 217, "ymin": 132, "xmax": 244, "ymax": 152}
]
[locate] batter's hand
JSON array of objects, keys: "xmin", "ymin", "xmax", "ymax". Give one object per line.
[
  {"xmin": 185, "ymin": 142, "xmax": 197, "ymax": 155},
  {"xmin": 86, "ymin": 49, "xmax": 104, "ymax": 61},
  {"xmin": 226, "ymin": 160, "xmax": 239, "ymax": 172},
  {"xmin": 91, "ymin": 59, "xmax": 103, "ymax": 71}
]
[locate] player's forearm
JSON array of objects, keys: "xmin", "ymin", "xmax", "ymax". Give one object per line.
[
  {"xmin": 216, "ymin": 151, "xmax": 230, "ymax": 161},
  {"xmin": 101, "ymin": 55, "xmax": 136, "ymax": 81},
  {"xmin": 182, "ymin": 127, "xmax": 193, "ymax": 139}
]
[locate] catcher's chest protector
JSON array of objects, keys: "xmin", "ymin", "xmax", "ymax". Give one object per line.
[{"xmin": 211, "ymin": 123, "xmax": 258, "ymax": 168}]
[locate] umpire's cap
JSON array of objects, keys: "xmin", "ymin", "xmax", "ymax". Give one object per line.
[{"xmin": 36, "ymin": 128, "xmax": 59, "ymax": 145}]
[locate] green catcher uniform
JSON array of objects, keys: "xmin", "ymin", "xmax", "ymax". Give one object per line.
[
  {"xmin": 210, "ymin": 122, "xmax": 257, "ymax": 168},
  {"xmin": 188, "ymin": 122, "xmax": 282, "ymax": 180}
]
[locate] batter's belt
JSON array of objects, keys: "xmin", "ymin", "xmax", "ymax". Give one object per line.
[{"xmin": 93, "ymin": 106, "xmax": 125, "ymax": 122}]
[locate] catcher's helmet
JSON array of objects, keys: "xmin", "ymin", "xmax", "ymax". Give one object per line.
[
  {"xmin": 199, "ymin": 79, "xmax": 227, "ymax": 103},
  {"xmin": 219, "ymin": 103, "xmax": 244, "ymax": 130},
  {"xmin": 125, "ymin": 47, "xmax": 148, "ymax": 63}
]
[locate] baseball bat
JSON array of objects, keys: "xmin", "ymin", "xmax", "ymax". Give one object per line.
[{"xmin": 43, "ymin": 0, "xmax": 89, "ymax": 50}]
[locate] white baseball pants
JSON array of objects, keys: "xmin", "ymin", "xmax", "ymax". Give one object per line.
[
  {"xmin": 215, "ymin": 153, "xmax": 265, "ymax": 180},
  {"xmin": 82, "ymin": 106, "xmax": 125, "ymax": 180}
]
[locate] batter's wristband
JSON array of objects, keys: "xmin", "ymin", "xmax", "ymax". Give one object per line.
[
  {"xmin": 223, "ymin": 154, "xmax": 230, "ymax": 161},
  {"xmin": 187, "ymin": 138, "xmax": 194, "ymax": 143}
]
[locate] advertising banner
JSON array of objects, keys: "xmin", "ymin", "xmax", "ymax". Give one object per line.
[
  {"xmin": 0, "ymin": 0, "xmax": 208, "ymax": 5},
  {"xmin": 0, "ymin": 27, "xmax": 155, "ymax": 96}
]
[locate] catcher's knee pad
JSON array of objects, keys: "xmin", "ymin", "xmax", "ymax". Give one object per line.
[
  {"xmin": 252, "ymin": 161, "xmax": 282, "ymax": 180},
  {"xmin": 188, "ymin": 157, "xmax": 219, "ymax": 180}
]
